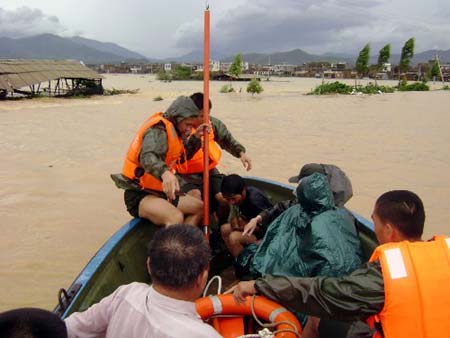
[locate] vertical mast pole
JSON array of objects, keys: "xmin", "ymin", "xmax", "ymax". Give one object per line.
[{"xmin": 203, "ymin": 4, "xmax": 210, "ymax": 240}]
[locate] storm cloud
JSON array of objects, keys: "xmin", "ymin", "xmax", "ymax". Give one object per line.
[
  {"xmin": 0, "ymin": 7, "xmax": 67, "ymax": 38},
  {"xmin": 2, "ymin": 0, "xmax": 450, "ymax": 58},
  {"xmin": 175, "ymin": 0, "xmax": 450, "ymax": 56}
]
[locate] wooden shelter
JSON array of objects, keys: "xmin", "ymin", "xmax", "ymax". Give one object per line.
[{"xmin": 0, "ymin": 59, "xmax": 103, "ymax": 98}]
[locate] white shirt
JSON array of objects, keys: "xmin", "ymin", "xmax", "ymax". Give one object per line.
[{"xmin": 65, "ymin": 282, "xmax": 222, "ymax": 338}]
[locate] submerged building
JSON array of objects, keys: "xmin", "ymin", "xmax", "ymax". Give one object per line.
[{"xmin": 0, "ymin": 59, "xmax": 103, "ymax": 98}]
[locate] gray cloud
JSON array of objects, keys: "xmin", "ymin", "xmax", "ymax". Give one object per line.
[
  {"xmin": 175, "ymin": 0, "xmax": 382, "ymax": 54},
  {"xmin": 0, "ymin": 6, "xmax": 67, "ymax": 38},
  {"xmin": 174, "ymin": 0, "xmax": 450, "ymax": 56}
]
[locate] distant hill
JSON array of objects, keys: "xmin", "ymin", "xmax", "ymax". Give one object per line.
[
  {"xmin": 165, "ymin": 49, "xmax": 228, "ymax": 63},
  {"xmin": 412, "ymin": 49, "xmax": 450, "ymax": 64},
  {"xmin": 70, "ymin": 36, "xmax": 151, "ymax": 61},
  {"xmin": 171, "ymin": 48, "xmax": 354, "ymax": 65},
  {"xmin": 2, "ymin": 34, "xmax": 448, "ymax": 66},
  {"xmin": 221, "ymin": 49, "xmax": 354, "ymax": 65},
  {"xmin": 221, "ymin": 49, "xmax": 450, "ymax": 66},
  {"xmin": 0, "ymin": 34, "xmax": 149, "ymax": 64}
]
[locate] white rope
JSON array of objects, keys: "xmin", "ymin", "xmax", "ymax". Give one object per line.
[{"xmin": 202, "ymin": 275, "xmax": 222, "ymax": 297}]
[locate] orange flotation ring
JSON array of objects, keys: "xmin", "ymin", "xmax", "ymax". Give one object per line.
[{"xmin": 195, "ymin": 294, "xmax": 302, "ymax": 338}]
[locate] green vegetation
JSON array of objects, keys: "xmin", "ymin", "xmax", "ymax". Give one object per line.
[
  {"xmin": 309, "ymin": 81, "xmax": 394, "ymax": 95},
  {"xmin": 104, "ymin": 88, "xmax": 139, "ymax": 95},
  {"xmin": 157, "ymin": 70, "xmax": 172, "ymax": 81},
  {"xmin": 442, "ymin": 85, "xmax": 450, "ymax": 91},
  {"xmin": 309, "ymin": 81, "xmax": 354, "ymax": 95},
  {"xmin": 229, "ymin": 53, "xmax": 243, "ymax": 79},
  {"xmin": 356, "ymin": 43, "xmax": 371, "ymax": 78},
  {"xmin": 399, "ymin": 38, "xmax": 415, "ymax": 75},
  {"xmin": 377, "ymin": 44, "xmax": 391, "ymax": 70},
  {"xmin": 220, "ymin": 84, "xmax": 234, "ymax": 93},
  {"xmin": 429, "ymin": 60, "xmax": 442, "ymax": 81},
  {"xmin": 172, "ymin": 66, "xmax": 192, "ymax": 80},
  {"xmin": 157, "ymin": 67, "xmax": 204, "ymax": 81},
  {"xmin": 191, "ymin": 71, "xmax": 204, "ymax": 81},
  {"xmin": 359, "ymin": 83, "xmax": 395, "ymax": 94},
  {"xmin": 246, "ymin": 78, "xmax": 264, "ymax": 95},
  {"xmin": 153, "ymin": 95, "xmax": 163, "ymax": 101},
  {"xmin": 398, "ymin": 81, "xmax": 429, "ymax": 91}
]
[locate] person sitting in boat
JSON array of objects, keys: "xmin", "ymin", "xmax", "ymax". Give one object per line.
[
  {"xmin": 179, "ymin": 92, "xmax": 252, "ymax": 224},
  {"xmin": 65, "ymin": 224, "xmax": 222, "ymax": 338},
  {"xmin": 237, "ymin": 172, "xmax": 362, "ymax": 280},
  {"xmin": 0, "ymin": 307, "xmax": 67, "ymax": 338},
  {"xmin": 243, "ymin": 163, "xmax": 353, "ymax": 240},
  {"xmin": 111, "ymin": 95, "xmax": 208, "ymax": 227},
  {"xmin": 229, "ymin": 190, "xmax": 450, "ymax": 338},
  {"xmin": 219, "ymin": 174, "xmax": 273, "ymax": 257}
]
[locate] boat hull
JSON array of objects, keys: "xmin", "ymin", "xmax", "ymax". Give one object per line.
[{"xmin": 55, "ymin": 176, "xmax": 377, "ymax": 318}]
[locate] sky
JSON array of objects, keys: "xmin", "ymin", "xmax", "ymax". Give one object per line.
[{"xmin": 1, "ymin": 0, "xmax": 450, "ymax": 59}]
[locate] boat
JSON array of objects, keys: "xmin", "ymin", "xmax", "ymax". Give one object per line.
[
  {"xmin": 54, "ymin": 7, "xmax": 378, "ymax": 335},
  {"xmin": 54, "ymin": 176, "xmax": 378, "ymax": 335}
]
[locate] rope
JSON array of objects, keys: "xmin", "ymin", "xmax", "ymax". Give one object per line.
[
  {"xmin": 203, "ymin": 275, "xmax": 223, "ymax": 297},
  {"xmin": 249, "ymin": 295, "xmax": 302, "ymax": 338}
]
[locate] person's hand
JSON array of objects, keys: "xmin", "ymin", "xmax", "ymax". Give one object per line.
[
  {"xmin": 239, "ymin": 152, "xmax": 252, "ymax": 171},
  {"xmin": 161, "ymin": 170, "xmax": 180, "ymax": 201},
  {"xmin": 224, "ymin": 280, "xmax": 257, "ymax": 304},
  {"xmin": 194, "ymin": 123, "xmax": 212, "ymax": 138},
  {"xmin": 243, "ymin": 215, "xmax": 261, "ymax": 237}
]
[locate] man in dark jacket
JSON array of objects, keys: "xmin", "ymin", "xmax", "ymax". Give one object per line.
[
  {"xmin": 228, "ymin": 190, "xmax": 450, "ymax": 338},
  {"xmin": 220, "ymin": 174, "xmax": 272, "ymax": 257}
]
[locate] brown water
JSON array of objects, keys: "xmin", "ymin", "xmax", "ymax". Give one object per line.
[{"xmin": 1, "ymin": 75, "xmax": 449, "ymax": 311}]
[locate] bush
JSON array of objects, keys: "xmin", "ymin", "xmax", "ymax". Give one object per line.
[
  {"xmin": 442, "ymin": 85, "xmax": 449, "ymax": 91},
  {"xmin": 220, "ymin": 85, "xmax": 234, "ymax": 93},
  {"xmin": 172, "ymin": 66, "xmax": 192, "ymax": 80},
  {"xmin": 309, "ymin": 81, "xmax": 354, "ymax": 95},
  {"xmin": 398, "ymin": 81, "xmax": 429, "ymax": 91},
  {"xmin": 191, "ymin": 71, "xmax": 204, "ymax": 81},
  {"xmin": 358, "ymin": 83, "xmax": 395, "ymax": 94},
  {"xmin": 157, "ymin": 71, "xmax": 172, "ymax": 81},
  {"xmin": 247, "ymin": 78, "xmax": 264, "ymax": 95},
  {"xmin": 153, "ymin": 95, "xmax": 163, "ymax": 101}
]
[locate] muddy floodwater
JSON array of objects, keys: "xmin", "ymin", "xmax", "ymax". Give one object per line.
[{"xmin": 1, "ymin": 74, "xmax": 449, "ymax": 311}]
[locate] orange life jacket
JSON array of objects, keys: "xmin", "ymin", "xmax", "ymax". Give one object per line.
[
  {"xmin": 122, "ymin": 112, "xmax": 186, "ymax": 192},
  {"xmin": 179, "ymin": 126, "xmax": 222, "ymax": 174},
  {"xmin": 367, "ymin": 236, "xmax": 450, "ymax": 338}
]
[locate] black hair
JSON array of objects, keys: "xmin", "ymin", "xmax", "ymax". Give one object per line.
[
  {"xmin": 190, "ymin": 92, "xmax": 212, "ymax": 110},
  {"xmin": 147, "ymin": 224, "xmax": 210, "ymax": 290},
  {"xmin": 0, "ymin": 308, "xmax": 67, "ymax": 338},
  {"xmin": 375, "ymin": 190, "xmax": 425, "ymax": 239},
  {"xmin": 221, "ymin": 174, "xmax": 245, "ymax": 197}
]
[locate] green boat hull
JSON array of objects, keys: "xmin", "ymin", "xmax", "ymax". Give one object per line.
[{"xmin": 55, "ymin": 176, "xmax": 378, "ymax": 318}]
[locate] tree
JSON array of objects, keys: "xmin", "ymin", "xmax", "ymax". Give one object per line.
[
  {"xmin": 429, "ymin": 59, "xmax": 442, "ymax": 81},
  {"xmin": 377, "ymin": 44, "xmax": 391, "ymax": 72},
  {"xmin": 229, "ymin": 53, "xmax": 243, "ymax": 79},
  {"xmin": 246, "ymin": 78, "xmax": 263, "ymax": 95},
  {"xmin": 355, "ymin": 43, "xmax": 371, "ymax": 79},
  {"xmin": 374, "ymin": 44, "xmax": 391, "ymax": 85},
  {"xmin": 399, "ymin": 37, "xmax": 415, "ymax": 75}
]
